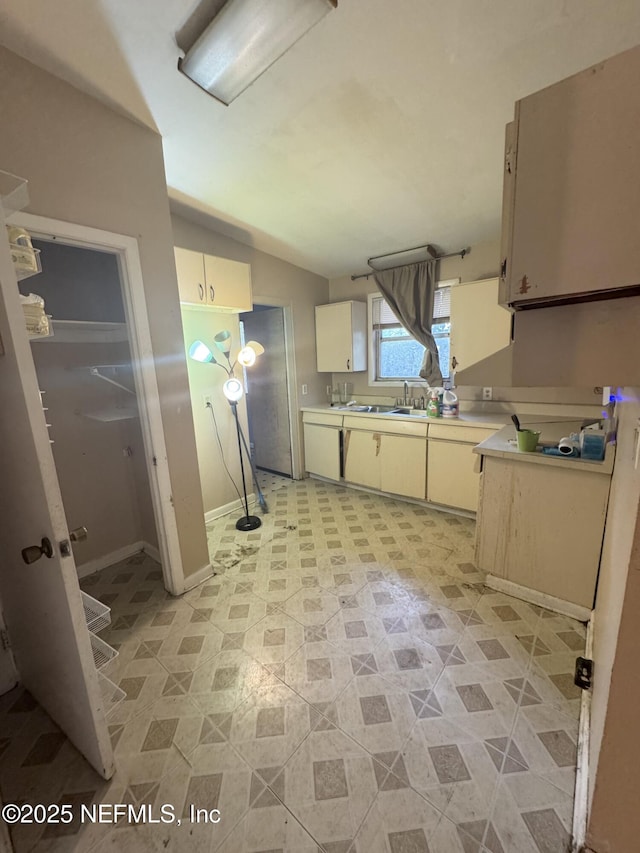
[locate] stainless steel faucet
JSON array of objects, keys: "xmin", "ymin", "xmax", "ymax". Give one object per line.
[{"xmin": 403, "ymin": 381, "xmax": 409, "ymax": 406}]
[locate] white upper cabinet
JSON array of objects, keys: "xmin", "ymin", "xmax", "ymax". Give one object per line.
[
  {"xmin": 174, "ymin": 247, "xmax": 252, "ymax": 313},
  {"xmin": 502, "ymin": 44, "xmax": 640, "ymax": 307},
  {"xmin": 203, "ymin": 254, "xmax": 252, "ymax": 312},
  {"xmin": 449, "ymin": 278, "xmax": 512, "ymax": 377},
  {"xmin": 315, "ymin": 301, "xmax": 367, "ymax": 373}
]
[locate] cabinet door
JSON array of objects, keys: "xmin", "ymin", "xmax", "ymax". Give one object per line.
[
  {"xmin": 315, "ymin": 303, "xmax": 353, "ymax": 372},
  {"xmin": 174, "ymin": 247, "xmax": 206, "ymax": 306},
  {"xmin": 203, "ymin": 255, "xmax": 252, "ymax": 312},
  {"xmin": 343, "ymin": 429, "xmax": 380, "ymax": 489},
  {"xmin": 380, "ymin": 434, "xmax": 426, "ymax": 500},
  {"xmin": 427, "ymin": 440, "xmax": 480, "ymax": 511},
  {"xmin": 303, "ymin": 423, "xmax": 341, "ymax": 481},
  {"xmin": 450, "ymin": 278, "xmax": 511, "ymax": 375},
  {"xmin": 477, "ymin": 457, "xmax": 609, "ymax": 608},
  {"xmin": 508, "ymin": 45, "xmax": 640, "ymax": 305}
]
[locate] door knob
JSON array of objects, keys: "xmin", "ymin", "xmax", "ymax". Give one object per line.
[
  {"xmin": 21, "ymin": 537, "xmax": 54, "ymax": 565},
  {"xmin": 70, "ymin": 526, "xmax": 88, "ymax": 542}
]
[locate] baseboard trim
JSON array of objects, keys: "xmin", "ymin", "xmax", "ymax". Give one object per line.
[
  {"xmin": 204, "ymin": 493, "xmax": 256, "ymax": 524},
  {"xmin": 572, "ymin": 611, "xmax": 594, "ymax": 851},
  {"xmin": 181, "ymin": 563, "xmax": 215, "ymax": 594},
  {"xmin": 484, "ymin": 575, "xmax": 591, "ymax": 622},
  {"xmin": 142, "ymin": 542, "xmax": 161, "ymax": 563},
  {"xmin": 76, "ymin": 541, "xmax": 147, "ymax": 579}
]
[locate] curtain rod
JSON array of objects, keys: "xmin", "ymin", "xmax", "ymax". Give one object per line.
[{"xmin": 350, "ymin": 246, "xmax": 470, "ymax": 281}]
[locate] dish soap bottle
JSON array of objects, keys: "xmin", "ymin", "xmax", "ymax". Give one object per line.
[{"xmin": 427, "ymin": 390, "xmax": 440, "ymax": 418}]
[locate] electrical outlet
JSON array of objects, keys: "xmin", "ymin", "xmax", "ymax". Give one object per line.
[
  {"xmin": 204, "ymin": 394, "xmax": 213, "ymax": 407},
  {"xmin": 482, "ymin": 387, "xmax": 493, "ymax": 401},
  {"xmin": 301, "ymin": 384, "xmax": 308, "ymax": 395}
]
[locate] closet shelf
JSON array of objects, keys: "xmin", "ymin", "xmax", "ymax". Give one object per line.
[
  {"xmin": 98, "ymin": 671, "xmax": 126, "ymax": 713},
  {"xmin": 81, "ymin": 591, "xmax": 111, "ymax": 634},
  {"xmin": 32, "ymin": 320, "xmax": 128, "ymax": 344},
  {"xmin": 90, "ymin": 633, "xmax": 118, "ymax": 670},
  {"xmin": 81, "ymin": 407, "xmax": 138, "ymax": 422},
  {"xmin": 72, "ymin": 364, "xmax": 135, "ymax": 396}
]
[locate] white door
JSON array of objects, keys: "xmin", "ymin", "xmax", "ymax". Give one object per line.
[
  {"xmin": 0, "ymin": 220, "xmax": 113, "ymax": 778},
  {"xmin": 243, "ymin": 307, "xmax": 293, "ymax": 476}
]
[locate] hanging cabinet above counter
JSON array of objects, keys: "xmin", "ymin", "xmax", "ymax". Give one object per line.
[
  {"xmin": 174, "ymin": 246, "xmax": 252, "ymax": 313},
  {"xmin": 500, "ymin": 43, "xmax": 640, "ymax": 309},
  {"xmin": 315, "ymin": 300, "xmax": 367, "ymax": 373}
]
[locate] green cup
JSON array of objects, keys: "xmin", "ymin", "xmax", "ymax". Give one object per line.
[{"xmin": 517, "ymin": 429, "xmax": 541, "ymax": 452}]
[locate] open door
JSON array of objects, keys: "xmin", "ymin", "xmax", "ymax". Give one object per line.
[
  {"xmin": 242, "ymin": 306, "xmax": 293, "ymax": 476},
  {"xmin": 0, "ymin": 180, "xmax": 113, "ymax": 778}
]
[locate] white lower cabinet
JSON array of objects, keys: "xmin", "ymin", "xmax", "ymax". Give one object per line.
[
  {"xmin": 302, "ymin": 409, "xmax": 497, "ymax": 512},
  {"xmin": 343, "ymin": 416, "xmax": 428, "ymax": 500},
  {"xmin": 302, "ymin": 411, "xmax": 343, "ymax": 481},
  {"xmin": 344, "ymin": 429, "xmax": 381, "ymax": 490},
  {"xmin": 380, "ymin": 434, "xmax": 427, "ymax": 500},
  {"xmin": 476, "ymin": 454, "xmax": 612, "ymax": 609},
  {"xmin": 427, "ymin": 424, "xmax": 497, "ymax": 512}
]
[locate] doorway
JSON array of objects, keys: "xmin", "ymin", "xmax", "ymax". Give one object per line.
[
  {"xmin": 22, "ymin": 237, "xmax": 159, "ymax": 578},
  {"xmin": 241, "ymin": 305, "xmax": 293, "ymax": 478},
  {"xmin": 13, "ymin": 212, "xmax": 185, "ymax": 595}
]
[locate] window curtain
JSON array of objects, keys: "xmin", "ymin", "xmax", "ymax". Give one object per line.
[{"xmin": 373, "ymin": 260, "xmax": 443, "ymax": 385}]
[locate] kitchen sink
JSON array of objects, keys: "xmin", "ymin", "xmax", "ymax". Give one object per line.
[
  {"xmin": 335, "ymin": 404, "xmax": 397, "ymax": 413},
  {"xmin": 335, "ymin": 404, "xmax": 427, "ymax": 416}
]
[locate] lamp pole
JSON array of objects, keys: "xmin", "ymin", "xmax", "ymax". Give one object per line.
[{"xmin": 230, "ymin": 401, "xmax": 261, "ymax": 531}]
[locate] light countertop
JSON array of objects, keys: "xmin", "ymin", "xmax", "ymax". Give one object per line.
[
  {"xmin": 300, "ymin": 405, "xmax": 508, "ymax": 429},
  {"xmin": 300, "ymin": 405, "xmax": 591, "ymax": 432},
  {"xmin": 474, "ymin": 421, "xmax": 615, "ymax": 474}
]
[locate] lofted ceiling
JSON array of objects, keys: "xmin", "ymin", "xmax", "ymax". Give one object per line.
[{"xmin": 1, "ymin": 0, "xmax": 640, "ymax": 278}]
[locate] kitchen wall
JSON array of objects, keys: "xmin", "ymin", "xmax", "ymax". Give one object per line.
[
  {"xmin": 180, "ymin": 307, "xmax": 253, "ymax": 519},
  {"xmin": 587, "ymin": 387, "xmax": 640, "ymax": 851},
  {"xmin": 0, "ymin": 44, "xmax": 208, "ymax": 581},
  {"xmin": 328, "ymin": 236, "xmax": 600, "ymax": 407},
  {"xmin": 171, "ymin": 211, "xmax": 330, "ymax": 480}
]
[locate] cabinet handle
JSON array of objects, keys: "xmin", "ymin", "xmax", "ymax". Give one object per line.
[
  {"xmin": 209, "ymin": 285, "xmax": 215, "ymax": 302},
  {"xmin": 500, "ymin": 258, "xmax": 507, "ymax": 281},
  {"xmin": 451, "ymin": 356, "xmax": 458, "ymax": 370},
  {"xmin": 198, "ymin": 282, "xmax": 204, "ymax": 301},
  {"xmin": 347, "ymin": 358, "xmax": 350, "ymax": 371}
]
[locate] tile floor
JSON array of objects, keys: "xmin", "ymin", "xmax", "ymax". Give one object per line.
[{"xmin": 0, "ymin": 476, "xmax": 583, "ymax": 853}]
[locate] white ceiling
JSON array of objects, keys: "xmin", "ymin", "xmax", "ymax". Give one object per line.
[{"xmin": 2, "ymin": 0, "xmax": 640, "ymax": 278}]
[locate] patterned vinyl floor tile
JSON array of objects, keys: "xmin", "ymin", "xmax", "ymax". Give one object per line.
[{"xmin": 0, "ymin": 476, "xmax": 584, "ymax": 852}]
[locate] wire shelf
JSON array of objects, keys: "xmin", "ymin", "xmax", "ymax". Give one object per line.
[
  {"xmin": 90, "ymin": 632, "xmax": 118, "ymax": 670},
  {"xmin": 98, "ymin": 671, "xmax": 126, "ymax": 713},
  {"xmin": 81, "ymin": 591, "xmax": 111, "ymax": 634}
]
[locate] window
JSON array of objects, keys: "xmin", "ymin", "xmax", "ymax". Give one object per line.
[{"xmin": 368, "ymin": 282, "xmax": 453, "ymax": 384}]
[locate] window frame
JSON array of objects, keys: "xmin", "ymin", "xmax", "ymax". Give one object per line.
[{"xmin": 367, "ymin": 279, "xmax": 458, "ymax": 387}]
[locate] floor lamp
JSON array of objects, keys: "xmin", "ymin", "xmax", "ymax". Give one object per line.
[{"xmin": 188, "ymin": 333, "xmax": 264, "ymax": 531}]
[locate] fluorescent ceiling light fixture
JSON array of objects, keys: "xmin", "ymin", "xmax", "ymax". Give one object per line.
[{"xmin": 179, "ymin": 0, "xmax": 337, "ymax": 105}]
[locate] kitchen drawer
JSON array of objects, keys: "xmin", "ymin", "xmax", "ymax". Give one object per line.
[
  {"xmin": 343, "ymin": 415, "xmax": 428, "ymax": 437},
  {"xmin": 428, "ymin": 424, "xmax": 497, "ymax": 444},
  {"xmin": 302, "ymin": 411, "xmax": 344, "ymax": 427}
]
